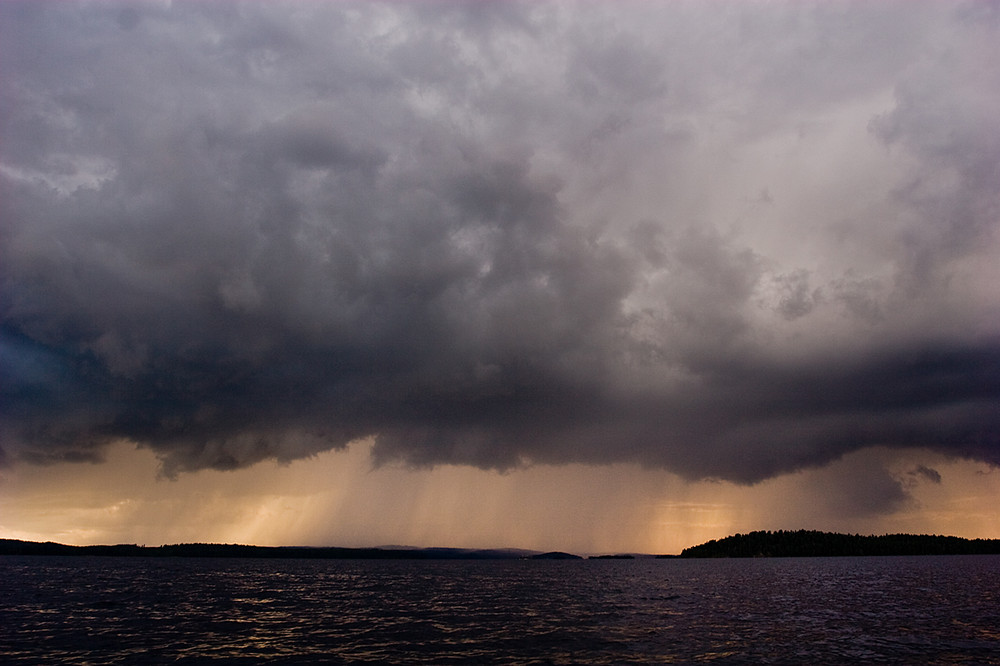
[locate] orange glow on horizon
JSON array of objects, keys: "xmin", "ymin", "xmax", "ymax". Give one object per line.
[{"xmin": 2, "ymin": 440, "xmax": 998, "ymax": 555}]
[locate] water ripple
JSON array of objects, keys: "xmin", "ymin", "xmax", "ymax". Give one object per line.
[{"xmin": 2, "ymin": 555, "xmax": 999, "ymax": 663}]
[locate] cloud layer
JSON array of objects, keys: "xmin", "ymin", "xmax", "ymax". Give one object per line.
[{"xmin": 2, "ymin": 1, "xmax": 998, "ymax": 481}]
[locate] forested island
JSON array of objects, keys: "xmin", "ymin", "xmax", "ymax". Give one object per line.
[{"xmin": 674, "ymin": 530, "xmax": 1000, "ymax": 558}]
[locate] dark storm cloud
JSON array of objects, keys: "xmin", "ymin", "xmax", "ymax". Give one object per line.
[{"xmin": 2, "ymin": 1, "xmax": 998, "ymax": 482}]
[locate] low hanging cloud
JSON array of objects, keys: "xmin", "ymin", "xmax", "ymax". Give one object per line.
[{"xmin": 2, "ymin": 1, "xmax": 998, "ymax": 482}]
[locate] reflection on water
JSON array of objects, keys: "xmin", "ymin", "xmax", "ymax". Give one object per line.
[{"xmin": 2, "ymin": 555, "xmax": 999, "ymax": 664}]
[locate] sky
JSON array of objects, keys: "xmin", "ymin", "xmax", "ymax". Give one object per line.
[{"xmin": 1, "ymin": 0, "xmax": 999, "ymax": 555}]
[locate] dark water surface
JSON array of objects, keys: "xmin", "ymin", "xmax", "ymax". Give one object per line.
[{"xmin": 2, "ymin": 554, "xmax": 999, "ymax": 664}]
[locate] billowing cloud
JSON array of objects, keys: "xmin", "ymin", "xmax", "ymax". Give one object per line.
[{"xmin": 2, "ymin": 1, "xmax": 998, "ymax": 483}]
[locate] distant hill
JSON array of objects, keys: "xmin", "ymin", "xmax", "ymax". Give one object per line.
[
  {"xmin": 0, "ymin": 539, "xmax": 541, "ymax": 560},
  {"xmin": 530, "ymin": 551, "xmax": 582, "ymax": 560},
  {"xmin": 676, "ymin": 530, "xmax": 1000, "ymax": 558}
]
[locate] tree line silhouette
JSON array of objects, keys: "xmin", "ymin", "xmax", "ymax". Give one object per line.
[
  {"xmin": 676, "ymin": 530, "xmax": 1000, "ymax": 558},
  {"xmin": 0, "ymin": 540, "xmax": 529, "ymax": 559}
]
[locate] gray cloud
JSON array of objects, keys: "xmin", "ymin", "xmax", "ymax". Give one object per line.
[
  {"xmin": 816, "ymin": 460, "xmax": 913, "ymax": 518},
  {"xmin": 906, "ymin": 465, "xmax": 943, "ymax": 486},
  {"xmin": 2, "ymin": 1, "xmax": 998, "ymax": 482}
]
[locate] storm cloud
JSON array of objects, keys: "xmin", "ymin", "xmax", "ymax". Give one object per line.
[{"xmin": 2, "ymin": 1, "xmax": 998, "ymax": 482}]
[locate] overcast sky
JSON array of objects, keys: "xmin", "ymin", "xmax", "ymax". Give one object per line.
[{"xmin": 2, "ymin": 0, "xmax": 998, "ymax": 552}]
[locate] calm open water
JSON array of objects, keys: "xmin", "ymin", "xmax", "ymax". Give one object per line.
[{"xmin": 2, "ymin": 554, "xmax": 999, "ymax": 664}]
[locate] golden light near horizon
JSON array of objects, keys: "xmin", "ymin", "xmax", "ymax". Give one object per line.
[{"xmin": 2, "ymin": 440, "xmax": 996, "ymax": 554}]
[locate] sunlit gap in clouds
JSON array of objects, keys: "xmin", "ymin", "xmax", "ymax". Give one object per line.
[{"xmin": 2, "ymin": 438, "xmax": 997, "ymax": 554}]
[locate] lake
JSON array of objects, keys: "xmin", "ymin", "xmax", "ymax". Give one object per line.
[{"xmin": 2, "ymin": 554, "xmax": 999, "ymax": 664}]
